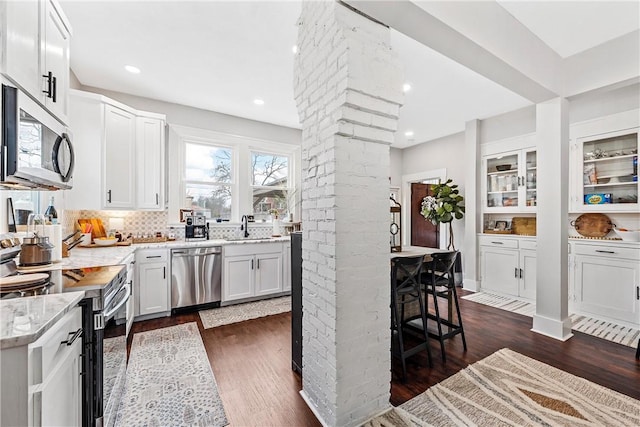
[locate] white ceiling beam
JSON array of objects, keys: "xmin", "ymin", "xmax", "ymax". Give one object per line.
[
  {"xmin": 563, "ymin": 30, "xmax": 640, "ymax": 98},
  {"xmin": 343, "ymin": 0, "xmax": 559, "ymax": 103}
]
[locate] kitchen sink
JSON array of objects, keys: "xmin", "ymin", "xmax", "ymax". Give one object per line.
[{"xmin": 224, "ymin": 237, "xmax": 275, "ymax": 242}]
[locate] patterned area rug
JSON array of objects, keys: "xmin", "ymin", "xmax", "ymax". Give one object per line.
[
  {"xmin": 462, "ymin": 291, "xmax": 640, "ymax": 348},
  {"xmin": 199, "ymin": 296, "xmax": 291, "ymax": 329},
  {"xmin": 396, "ymin": 348, "xmax": 640, "ymax": 426},
  {"xmin": 115, "ymin": 323, "xmax": 228, "ymax": 427}
]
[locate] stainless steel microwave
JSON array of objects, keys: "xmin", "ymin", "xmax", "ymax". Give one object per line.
[{"xmin": 1, "ymin": 79, "xmax": 74, "ymax": 190}]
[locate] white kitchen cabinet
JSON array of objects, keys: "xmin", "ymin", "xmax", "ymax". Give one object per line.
[
  {"xmin": 1, "ymin": 306, "xmax": 82, "ymax": 427},
  {"xmin": 223, "ymin": 242, "xmax": 284, "ymax": 303},
  {"xmin": 482, "ymin": 148, "xmax": 537, "ymax": 212},
  {"xmin": 136, "ymin": 115, "xmax": 166, "ymax": 210},
  {"xmin": 479, "ymin": 235, "xmax": 536, "ymax": 300},
  {"xmin": 136, "ymin": 249, "xmax": 170, "ymax": 318},
  {"xmin": 104, "ymin": 104, "xmax": 136, "ymax": 209},
  {"xmin": 282, "ymin": 241, "xmax": 291, "ymax": 292},
  {"xmin": 0, "ymin": 0, "xmax": 71, "ymax": 124},
  {"xmin": 571, "ymin": 127, "xmax": 639, "ymax": 212},
  {"xmin": 571, "ymin": 242, "xmax": 640, "ymax": 326},
  {"xmin": 65, "ymin": 90, "xmax": 166, "ymax": 211}
]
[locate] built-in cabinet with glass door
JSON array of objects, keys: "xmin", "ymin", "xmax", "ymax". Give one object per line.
[
  {"xmin": 483, "ymin": 147, "xmax": 537, "ymax": 212},
  {"xmin": 572, "ymin": 128, "xmax": 639, "ymax": 211}
]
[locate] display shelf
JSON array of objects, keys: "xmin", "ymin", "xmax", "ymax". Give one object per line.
[
  {"xmin": 487, "ymin": 169, "xmax": 517, "ymax": 176},
  {"xmin": 583, "ymin": 154, "xmax": 636, "ymax": 164},
  {"xmin": 584, "ymin": 182, "xmax": 637, "ymax": 188}
]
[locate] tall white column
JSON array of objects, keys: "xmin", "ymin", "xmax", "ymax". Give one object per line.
[
  {"xmin": 533, "ymin": 98, "xmax": 572, "ymax": 340},
  {"xmin": 463, "ymin": 119, "xmax": 480, "ymax": 291},
  {"xmin": 293, "ymin": 2, "xmax": 403, "ymax": 426}
]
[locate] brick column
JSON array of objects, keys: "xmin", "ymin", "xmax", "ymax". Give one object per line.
[{"xmin": 294, "ymin": 2, "xmax": 403, "ymax": 426}]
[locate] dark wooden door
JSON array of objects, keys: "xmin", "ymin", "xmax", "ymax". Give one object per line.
[{"xmin": 411, "ymin": 183, "xmax": 439, "ymax": 248}]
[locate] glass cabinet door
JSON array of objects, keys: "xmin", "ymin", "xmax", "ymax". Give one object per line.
[
  {"xmin": 524, "ymin": 150, "xmax": 537, "ymax": 208},
  {"xmin": 486, "ymin": 152, "xmax": 520, "ymax": 209},
  {"xmin": 579, "ymin": 130, "xmax": 638, "ymax": 210}
]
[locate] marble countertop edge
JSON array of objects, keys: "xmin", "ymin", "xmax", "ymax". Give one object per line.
[{"xmin": 0, "ymin": 291, "xmax": 85, "ymax": 349}]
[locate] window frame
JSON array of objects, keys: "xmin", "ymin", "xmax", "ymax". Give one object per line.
[
  {"xmin": 168, "ymin": 125, "xmax": 299, "ymax": 224},
  {"xmin": 249, "ymin": 149, "xmax": 291, "ymax": 220}
]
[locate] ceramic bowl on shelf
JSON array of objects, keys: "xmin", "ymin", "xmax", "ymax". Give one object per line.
[
  {"xmin": 94, "ymin": 237, "xmax": 118, "ymax": 247},
  {"xmin": 613, "ymin": 228, "xmax": 640, "ymax": 242}
]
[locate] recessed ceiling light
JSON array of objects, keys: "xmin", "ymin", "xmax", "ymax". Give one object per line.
[
  {"xmin": 124, "ymin": 65, "xmax": 141, "ymax": 74},
  {"xmin": 253, "ymin": 98, "xmax": 265, "ymax": 105},
  {"xmin": 402, "ymin": 83, "xmax": 412, "ymax": 92},
  {"xmin": 404, "ymin": 130, "xmax": 414, "ymax": 137},
  {"xmin": 292, "ymin": 45, "xmax": 298, "ymax": 54}
]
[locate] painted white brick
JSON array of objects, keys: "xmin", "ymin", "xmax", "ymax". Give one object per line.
[{"xmin": 294, "ymin": 2, "xmax": 402, "ymax": 426}]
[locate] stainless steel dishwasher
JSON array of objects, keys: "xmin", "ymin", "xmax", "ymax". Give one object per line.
[{"xmin": 171, "ymin": 246, "xmax": 222, "ymax": 309}]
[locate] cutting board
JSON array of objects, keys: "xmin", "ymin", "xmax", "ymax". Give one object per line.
[
  {"xmin": 572, "ymin": 213, "xmax": 613, "ymax": 238},
  {"xmin": 77, "ymin": 218, "xmax": 107, "ymax": 239},
  {"xmin": 512, "ymin": 217, "xmax": 536, "ymax": 236}
]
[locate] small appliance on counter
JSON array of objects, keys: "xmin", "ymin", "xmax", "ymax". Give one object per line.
[{"xmin": 185, "ymin": 213, "xmax": 209, "ymax": 240}]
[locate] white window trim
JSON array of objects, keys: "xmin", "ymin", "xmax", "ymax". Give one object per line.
[{"xmin": 168, "ymin": 124, "xmax": 300, "ymax": 224}]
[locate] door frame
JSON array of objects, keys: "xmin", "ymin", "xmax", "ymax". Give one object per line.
[{"xmin": 401, "ymin": 168, "xmax": 448, "ymax": 249}]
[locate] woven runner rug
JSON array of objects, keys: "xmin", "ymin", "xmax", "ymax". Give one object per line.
[
  {"xmin": 462, "ymin": 291, "xmax": 639, "ymax": 348},
  {"xmin": 199, "ymin": 296, "xmax": 291, "ymax": 329},
  {"xmin": 365, "ymin": 348, "xmax": 640, "ymax": 426},
  {"xmin": 115, "ymin": 323, "xmax": 228, "ymax": 427}
]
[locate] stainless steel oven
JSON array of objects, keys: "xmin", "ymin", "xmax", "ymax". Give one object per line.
[{"xmin": 1, "ymin": 77, "xmax": 74, "ymax": 190}]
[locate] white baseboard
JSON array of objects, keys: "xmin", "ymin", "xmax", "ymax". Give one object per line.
[
  {"xmin": 532, "ymin": 313, "xmax": 573, "ymax": 341},
  {"xmin": 299, "ymin": 390, "xmax": 329, "ymax": 427}
]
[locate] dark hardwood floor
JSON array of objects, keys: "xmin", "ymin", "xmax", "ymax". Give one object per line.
[{"xmin": 130, "ymin": 292, "xmax": 640, "ymax": 426}]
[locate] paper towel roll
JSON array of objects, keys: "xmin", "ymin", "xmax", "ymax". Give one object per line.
[{"xmin": 42, "ymin": 224, "xmax": 62, "ymax": 262}]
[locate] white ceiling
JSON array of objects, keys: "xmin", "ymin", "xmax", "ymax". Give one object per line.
[{"xmin": 59, "ymin": 1, "xmax": 639, "ymax": 149}]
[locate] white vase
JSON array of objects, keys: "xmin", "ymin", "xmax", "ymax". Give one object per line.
[{"xmin": 272, "ymin": 219, "xmax": 281, "ymax": 236}]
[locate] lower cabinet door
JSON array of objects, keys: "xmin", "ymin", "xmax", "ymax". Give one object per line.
[
  {"xmin": 575, "ymin": 256, "xmax": 639, "ymax": 324},
  {"xmin": 255, "ymin": 252, "xmax": 282, "ymax": 296},
  {"xmin": 138, "ymin": 262, "xmax": 169, "ymax": 315},
  {"xmin": 223, "ymin": 255, "xmax": 254, "ymax": 302},
  {"xmin": 480, "ymin": 248, "xmax": 519, "ymax": 296},
  {"xmin": 519, "ymin": 249, "xmax": 537, "ymax": 300},
  {"xmin": 35, "ymin": 339, "xmax": 82, "ymax": 427}
]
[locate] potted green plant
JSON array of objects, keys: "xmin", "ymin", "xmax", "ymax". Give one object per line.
[{"xmin": 420, "ymin": 179, "xmax": 465, "ymax": 250}]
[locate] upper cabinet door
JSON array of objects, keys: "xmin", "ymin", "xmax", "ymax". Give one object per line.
[
  {"xmin": 104, "ymin": 105, "xmax": 136, "ymax": 209},
  {"xmin": 136, "ymin": 116, "xmax": 165, "ymax": 210},
  {"xmin": 42, "ymin": 0, "xmax": 71, "ymax": 124},
  {"xmin": 1, "ymin": 0, "xmax": 41, "ymax": 96},
  {"xmin": 573, "ymin": 128, "xmax": 639, "ymax": 212},
  {"xmin": 483, "ymin": 148, "xmax": 536, "ymax": 213}
]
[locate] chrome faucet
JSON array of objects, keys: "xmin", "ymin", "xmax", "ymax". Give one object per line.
[{"xmin": 240, "ymin": 215, "xmax": 250, "ymax": 238}]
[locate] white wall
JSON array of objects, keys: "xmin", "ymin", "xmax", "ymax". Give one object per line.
[{"xmin": 389, "ymin": 147, "xmax": 403, "ymax": 188}]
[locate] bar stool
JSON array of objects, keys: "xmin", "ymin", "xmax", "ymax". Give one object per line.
[
  {"xmin": 421, "ymin": 251, "xmax": 467, "ymax": 362},
  {"xmin": 391, "ymin": 255, "xmax": 433, "ymax": 382},
  {"xmin": 636, "ymin": 338, "xmax": 639, "ymax": 359}
]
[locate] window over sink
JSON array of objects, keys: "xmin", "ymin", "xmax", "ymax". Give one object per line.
[
  {"xmin": 251, "ymin": 151, "xmax": 290, "ymax": 221},
  {"xmin": 184, "ymin": 142, "xmax": 233, "ymax": 219}
]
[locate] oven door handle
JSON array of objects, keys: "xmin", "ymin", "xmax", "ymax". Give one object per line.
[{"xmin": 103, "ymin": 282, "xmax": 131, "ymax": 319}]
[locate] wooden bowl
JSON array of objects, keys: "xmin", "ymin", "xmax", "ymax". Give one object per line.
[{"xmin": 495, "ymin": 164, "xmax": 511, "ymax": 171}]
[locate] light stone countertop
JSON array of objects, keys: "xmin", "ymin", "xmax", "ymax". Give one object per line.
[
  {"xmin": 16, "ymin": 236, "xmax": 292, "ymax": 270},
  {"xmin": 0, "ymin": 291, "xmax": 85, "ymax": 349},
  {"xmin": 1, "ymin": 236, "xmax": 291, "ymax": 347}
]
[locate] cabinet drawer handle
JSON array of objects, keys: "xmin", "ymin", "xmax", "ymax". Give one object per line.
[
  {"xmin": 107, "ymin": 189, "xmax": 112, "ymax": 203},
  {"xmin": 514, "ymin": 267, "xmax": 518, "ymax": 278},
  {"xmin": 156, "ymin": 193, "xmax": 159, "ymax": 205},
  {"xmin": 61, "ymin": 328, "xmax": 83, "ymax": 346},
  {"xmin": 42, "ymin": 71, "xmax": 53, "ymax": 98},
  {"xmin": 146, "ymin": 255, "xmax": 162, "ymax": 259},
  {"xmin": 257, "ymin": 259, "xmax": 260, "ymax": 269},
  {"xmin": 595, "ymin": 250, "xmax": 616, "ymax": 254},
  {"xmin": 491, "ymin": 241, "xmax": 504, "ymax": 245},
  {"xmin": 519, "ymin": 268, "xmax": 523, "ymax": 278},
  {"xmin": 251, "ymin": 259, "xmax": 254, "ymax": 270},
  {"xmin": 163, "ymin": 266, "xmax": 166, "ymax": 279},
  {"xmin": 52, "ymin": 75, "xmax": 57, "ymax": 103}
]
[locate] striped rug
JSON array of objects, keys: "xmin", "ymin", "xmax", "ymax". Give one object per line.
[
  {"xmin": 392, "ymin": 348, "xmax": 640, "ymax": 426},
  {"xmin": 462, "ymin": 291, "xmax": 639, "ymax": 349},
  {"xmin": 199, "ymin": 296, "xmax": 291, "ymax": 329}
]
